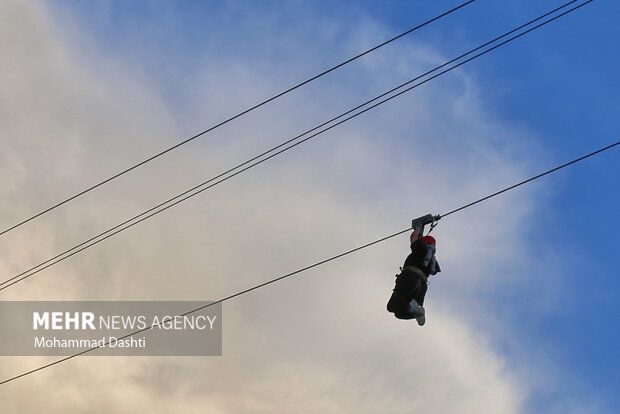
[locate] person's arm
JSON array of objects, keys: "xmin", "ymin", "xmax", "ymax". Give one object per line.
[{"xmin": 410, "ymin": 227, "xmax": 421, "ymax": 244}]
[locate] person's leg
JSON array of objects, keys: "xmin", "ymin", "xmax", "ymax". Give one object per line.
[
  {"xmin": 407, "ymin": 298, "xmax": 424, "ymax": 316},
  {"xmin": 414, "ymin": 279, "xmax": 428, "ymax": 326},
  {"xmin": 416, "ymin": 280, "xmax": 428, "ymax": 306},
  {"xmin": 394, "ymin": 268, "xmax": 420, "ymax": 297},
  {"xmin": 387, "ymin": 290, "xmax": 409, "ymax": 314},
  {"xmin": 388, "ymin": 268, "xmax": 427, "ymax": 322},
  {"xmin": 389, "ymin": 268, "xmax": 420, "ymax": 312}
]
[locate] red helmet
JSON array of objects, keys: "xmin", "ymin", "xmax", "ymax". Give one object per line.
[{"xmin": 421, "ymin": 235, "xmax": 436, "ymax": 245}]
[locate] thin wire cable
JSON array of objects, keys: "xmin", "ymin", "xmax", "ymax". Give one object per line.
[
  {"xmin": 0, "ymin": 0, "xmax": 592, "ymax": 292},
  {"xmin": 0, "ymin": 228, "xmax": 411, "ymax": 385},
  {"xmin": 2, "ymin": 137, "xmax": 619, "ymax": 385},
  {"xmin": 0, "ymin": 0, "xmax": 477, "ymax": 237},
  {"xmin": 440, "ymin": 140, "xmax": 620, "ymax": 218}
]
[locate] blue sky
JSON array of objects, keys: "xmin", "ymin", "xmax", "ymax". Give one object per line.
[{"xmin": 1, "ymin": 0, "xmax": 618, "ymax": 413}]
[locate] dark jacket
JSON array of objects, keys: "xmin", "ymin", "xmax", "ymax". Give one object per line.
[{"xmin": 403, "ymin": 239, "xmax": 440, "ymax": 276}]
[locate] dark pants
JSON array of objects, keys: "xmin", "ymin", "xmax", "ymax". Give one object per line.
[
  {"xmin": 417, "ymin": 279, "xmax": 428, "ymax": 306},
  {"xmin": 387, "ymin": 267, "xmax": 428, "ymax": 316}
]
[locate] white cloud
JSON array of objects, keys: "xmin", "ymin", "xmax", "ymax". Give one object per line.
[{"xmin": 0, "ymin": 1, "xmax": 565, "ymax": 413}]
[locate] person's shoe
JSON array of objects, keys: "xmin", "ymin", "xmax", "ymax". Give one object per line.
[
  {"xmin": 416, "ymin": 306, "xmax": 426, "ymax": 326},
  {"xmin": 408, "ymin": 299, "xmax": 424, "ymax": 317}
]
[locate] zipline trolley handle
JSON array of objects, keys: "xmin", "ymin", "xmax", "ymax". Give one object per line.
[{"xmin": 411, "ymin": 214, "xmax": 442, "ymax": 236}]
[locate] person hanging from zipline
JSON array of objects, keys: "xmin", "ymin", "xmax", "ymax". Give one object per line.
[{"xmin": 387, "ymin": 214, "xmax": 441, "ymax": 326}]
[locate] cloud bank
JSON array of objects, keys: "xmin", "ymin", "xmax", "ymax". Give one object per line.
[{"xmin": 0, "ymin": 1, "xmax": 559, "ymax": 413}]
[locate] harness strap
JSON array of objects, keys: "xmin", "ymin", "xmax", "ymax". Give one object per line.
[{"xmin": 395, "ymin": 266, "xmax": 427, "ymax": 296}]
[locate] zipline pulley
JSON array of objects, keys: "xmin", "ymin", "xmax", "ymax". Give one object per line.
[{"xmin": 411, "ymin": 214, "xmax": 441, "ymax": 236}]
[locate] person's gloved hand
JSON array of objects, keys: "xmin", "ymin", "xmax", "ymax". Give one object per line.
[{"xmin": 411, "ymin": 219, "xmax": 424, "ymax": 235}]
